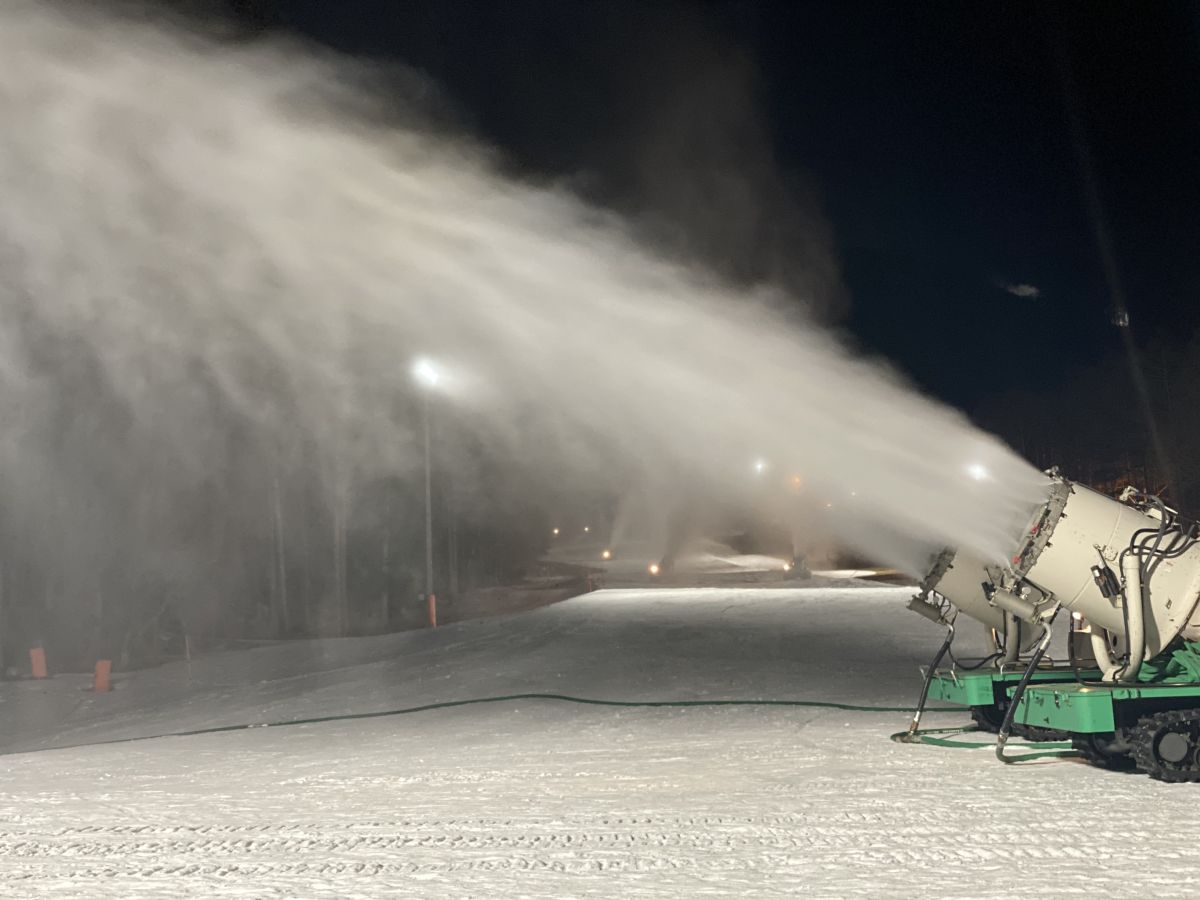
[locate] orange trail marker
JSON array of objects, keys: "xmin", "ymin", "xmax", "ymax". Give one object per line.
[{"xmin": 93, "ymin": 659, "xmax": 112, "ymax": 693}]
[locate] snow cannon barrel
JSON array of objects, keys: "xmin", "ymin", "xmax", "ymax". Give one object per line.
[
  {"xmin": 909, "ymin": 548, "xmax": 1006, "ymax": 632},
  {"xmin": 1007, "ymin": 474, "xmax": 1200, "ymax": 661}
]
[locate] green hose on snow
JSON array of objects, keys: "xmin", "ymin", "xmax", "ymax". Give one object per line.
[
  {"xmin": 8, "ymin": 692, "xmax": 959, "ymax": 755},
  {"xmin": 6, "ymin": 692, "xmax": 1073, "ymax": 761}
]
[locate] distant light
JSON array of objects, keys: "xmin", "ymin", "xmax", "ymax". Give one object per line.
[
  {"xmin": 824, "ymin": 502, "xmax": 833, "ymax": 510},
  {"xmin": 850, "ymin": 491, "xmax": 857, "ymax": 497},
  {"xmin": 412, "ymin": 357, "xmax": 440, "ymax": 389},
  {"xmin": 782, "ymin": 562, "xmax": 792, "ymax": 572},
  {"xmin": 601, "ymin": 549, "xmax": 612, "ymax": 561},
  {"xmin": 753, "ymin": 459, "xmax": 767, "ymax": 474},
  {"xmin": 648, "ymin": 562, "xmax": 661, "ymax": 576},
  {"xmin": 583, "ymin": 526, "xmax": 590, "ymax": 533},
  {"xmin": 966, "ymin": 463, "xmax": 990, "ymax": 482},
  {"xmin": 791, "ymin": 475, "xmax": 803, "ymax": 489},
  {"xmin": 552, "ymin": 527, "xmax": 560, "ymax": 536}
]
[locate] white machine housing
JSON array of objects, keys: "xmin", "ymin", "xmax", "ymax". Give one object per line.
[
  {"xmin": 911, "ymin": 473, "xmax": 1200, "ymax": 679},
  {"xmin": 1004, "ymin": 477, "xmax": 1200, "ymax": 657}
]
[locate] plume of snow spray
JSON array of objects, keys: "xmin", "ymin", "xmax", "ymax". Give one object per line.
[{"xmin": 0, "ymin": 2, "xmax": 1048, "ymax": 642}]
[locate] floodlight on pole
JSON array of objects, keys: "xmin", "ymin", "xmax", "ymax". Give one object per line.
[
  {"xmin": 412, "ymin": 357, "xmax": 442, "ymax": 627},
  {"xmin": 966, "ymin": 462, "xmax": 990, "ymax": 482},
  {"xmin": 412, "ymin": 357, "xmax": 440, "ymax": 389}
]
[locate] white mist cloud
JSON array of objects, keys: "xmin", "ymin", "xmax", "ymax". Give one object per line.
[{"xmin": 0, "ymin": 2, "xmax": 1051, "ymax": 640}]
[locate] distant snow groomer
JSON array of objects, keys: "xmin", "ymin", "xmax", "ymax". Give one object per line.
[{"xmin": 903, "ymin": 469, "xmax": 1200, "ymax": 781}]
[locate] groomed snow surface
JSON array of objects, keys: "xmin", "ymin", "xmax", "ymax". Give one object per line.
[{"xmin": 1, "ymin": 585, "xmax": 1196, "ymax": 898}]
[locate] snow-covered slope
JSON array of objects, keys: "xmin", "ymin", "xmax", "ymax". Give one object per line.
[
  {"xmin": 0, "ymin": 583, "xmax": 934, "ymax": 755},
  {"xmin": 0, "ymin": 586, "xmax": 1195, "ymax": 898}
]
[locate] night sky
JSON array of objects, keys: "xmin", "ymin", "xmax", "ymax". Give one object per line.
[{"xmin": 224, "ymin": 0, "xmax": 1200, "ymax": 414}]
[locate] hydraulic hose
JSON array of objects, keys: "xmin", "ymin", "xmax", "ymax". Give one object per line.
[
  {"xmin": 899, "ymin": 620, "xmax": 955, "ymax": 742},
  {"xmin": 995, "ymin": 616, "xmax": 1066, "ymax": 764}
]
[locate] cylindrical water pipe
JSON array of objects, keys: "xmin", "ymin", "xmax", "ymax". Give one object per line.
[
  {"xmin": 988, "ymin": 587, "xmax": 1040, "ymax": 622},
  {"xmin": 1001, "ymin": 612, "xmax": 1020, "ymax": 666},
  {"xmin": 1116, "ymin": 550, "xmax": 1146, "ymax": 681},
  {"xmin": 1089, "ymin": 629, "xmax": 1119, "ymax": 680}
]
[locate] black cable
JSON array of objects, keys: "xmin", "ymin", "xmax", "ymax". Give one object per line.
[{"xmin": 948, "ymin": 649, "xmax": 1003, "ymax": 671}]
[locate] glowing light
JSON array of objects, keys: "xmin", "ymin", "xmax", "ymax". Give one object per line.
[
  {"xmin": 583, "ymin": 526, "xmax": 590, "ymax": 533},
  {"xmin": 601, "ymin": 549, "xmax": 612, "ymax": 561},
  {"xmin": 782, "ymin": 562, "xmax": 792, "ymax": 572},
  {"xmin": 552, "ymin": 527, "xmax": 560, "ymax": 536},
  {"xmin": 966, "ymin": 462, "xmax": 990, "ymax": 481},
  {"xmin": 790, "ymin": 475, "xmax": 803, "ymax": 489},
  {"xmin": 753, "ymin": 459, "xmax": 767, "ymax": 474},
  {"xmin": 824, "ymin": 502, "xmax": 833, "ymax": 509},
  {"xmin": 648, "ymin": 562, "xmax": 661, "ymax": 576},
  {"xmin": 412, "ymin": 357, "xmax": 440, "ymax": 388}
]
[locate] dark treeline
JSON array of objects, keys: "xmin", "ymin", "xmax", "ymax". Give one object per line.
[
  {"xmin": 978, "ymin": 327, "xmax": 1200, "ymax": 510},
  {"xmin": 1, "ymin": 456, "xmax": 549, "ymax": 675},
  {"xmin": 0, "ymin": 306, "xmax": 551, "ymax": 674}
]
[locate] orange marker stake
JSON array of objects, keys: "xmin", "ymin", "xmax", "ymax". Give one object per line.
[
  {"xmin": 93, "ymin": 659, "xmax": 112, "ymax": 693},
  {"xmin": 29, "ymin": 647, "xmax": 47, "ymax": 679},
  {"xmin": 427, "ymin": 593, "xmax": 438, "ymax": 628}
]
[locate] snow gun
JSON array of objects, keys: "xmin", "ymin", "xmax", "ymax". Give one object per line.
[{"xmin": 903, "ymin": 469, "xmax": 1200, "ymax": 781}]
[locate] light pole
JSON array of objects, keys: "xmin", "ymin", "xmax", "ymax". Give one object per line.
[{"xmin": 412, "ymin": 357, "xmax": 440, "ymax": 627}]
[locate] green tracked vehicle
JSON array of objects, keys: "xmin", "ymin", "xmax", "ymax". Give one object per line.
[{"xmin": 903, "ymin": 471, "xmax": 1200, "ymax": 782}]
